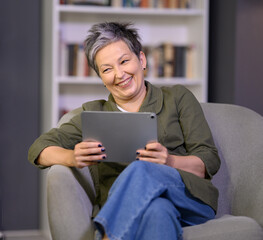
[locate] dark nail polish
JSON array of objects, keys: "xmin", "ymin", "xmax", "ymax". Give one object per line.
[
  {"xmin": 102, "ymin": 156, "xmax": 106, "ymax": 159},
  {"xmin": 136, "ymin": 152, "xmax": 140, "ymax": 155},
  {"xmin": 136, "ymin": 158, "xmax": 139, "ymax": 161},
  {"xmin": 98, "ymin": 144, "xmax": 102, "ymax": 147},
  {"xmin": 101, "ymin": 148, "xmax": 105, "ymax": 152}
]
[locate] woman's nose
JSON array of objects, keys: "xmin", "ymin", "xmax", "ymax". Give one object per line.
[{"xmin": 114, "ymin": 66, "xmax": 124, "ymax": 79}]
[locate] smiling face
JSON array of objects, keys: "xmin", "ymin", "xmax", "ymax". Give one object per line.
[{"xmin": 95, "ymin": 40, "xmax": 147, "ymax": 106}]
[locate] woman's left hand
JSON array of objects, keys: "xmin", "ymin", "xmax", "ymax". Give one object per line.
[
  {"xmin": 136, "ymin": 141, "xmax": 170, "ymax": 165},
  {"xmin": 137, "ymin": 141, "xmax": 206, "ymax": 178}
]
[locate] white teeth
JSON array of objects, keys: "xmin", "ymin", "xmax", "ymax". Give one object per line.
[{"xmin": 118, "ymin": 77, "xmax": 131, "ymax": 86}]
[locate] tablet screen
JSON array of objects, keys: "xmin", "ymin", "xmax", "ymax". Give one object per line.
[{"xmin": 81, "ymin": 111, "xmax": 157, "ymax": 162}]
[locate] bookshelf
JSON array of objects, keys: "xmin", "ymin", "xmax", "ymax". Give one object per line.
[{"xmin": 42, "ymin": 0, "xmax": 209, "ymax": 130}]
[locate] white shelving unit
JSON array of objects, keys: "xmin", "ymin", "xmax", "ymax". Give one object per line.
[{"xmin": 42, "ymin": 0, "xmax": 209, "ymax": 130}]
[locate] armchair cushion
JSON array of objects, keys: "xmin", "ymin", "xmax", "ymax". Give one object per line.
[{"xmin": 183, "ymin": 215, "xmax": 263, "ymax": 240}]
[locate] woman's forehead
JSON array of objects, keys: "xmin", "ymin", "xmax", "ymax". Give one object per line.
[{"xmin": 96, "ymin": 41, "xmax": 133, "ymax": 63}]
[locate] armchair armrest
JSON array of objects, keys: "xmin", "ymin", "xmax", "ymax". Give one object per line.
[{"xmin": 47, "ymin": 165, "xmax": 96, "ymax": 240}]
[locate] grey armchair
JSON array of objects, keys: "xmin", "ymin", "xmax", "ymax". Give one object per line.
[{"xmin": 47, "ymin": 103, "xmax": 263, "ymax": 240}]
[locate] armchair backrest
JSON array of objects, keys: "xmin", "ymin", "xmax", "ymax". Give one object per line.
[
  {"xmin": 57, "ymin": 107, "xmax": 82, "ymax": 128},
  {"xmin": 201, "ymin": 103, "xmax": 263, "ymax": 227}
]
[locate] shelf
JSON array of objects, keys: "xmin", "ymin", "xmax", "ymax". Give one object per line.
[
  {"xmin": 57, "ymin": 76, "xmax": 202, "ymax": 86},
  {"xmin": 57, "ymin": 5, "xmax": 204, "ymax": 16}
]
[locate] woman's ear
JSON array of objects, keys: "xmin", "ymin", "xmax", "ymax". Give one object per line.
[{"xmin": 139, "ymin": 51, "xmax": 147, "ymax": 69}]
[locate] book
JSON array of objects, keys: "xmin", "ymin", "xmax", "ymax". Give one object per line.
[
  {"xmin": 152, "ymin": 46, "xmax": 161, "ymax": 77},
  {"xmin": 123, "ymin": 0, "xmax": 140, "ymax": 7},
  {"xmin": 59, "ymin": 42, "xmax": 69, "ymax": 76},
  {"xmin": 150, "ymin": 43, "xmax": 194, "ymax": 78},
  {"xmin": 112, "ymin": 0, "xmax": 122, "ymax": 7},
  {"xmin": 174, "ymin": 46, "xmax": 186, "ymax": 77},
  {"xmin": 72, "ymin": 0, "xmax": 111, "ymax": 6},
  {"xmin": 76, "ymin": 44, "xmax": 87, "ymax": 77},
  {"xmin": 59, "ymin": 43, "xmax": 91, "ymax": 77},
  {"xmin": 185, "ymin": 45, "xmax": 194, "ymax": 79},
  {"xmin": 67, "ymin": 44, "xmax": 78, "ymax": 76},
  {"xmin": 140, "ymin": 0, "xmax": 149, "ymax": 8},
  {"xmin": 168, "ymin": 0, "xmax": 179, "ymax": 8},
  {"xmin": 163, "ymin": 43, "xmax": 175, "ymax": 78}
]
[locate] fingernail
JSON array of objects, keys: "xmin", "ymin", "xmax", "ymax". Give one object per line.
[
  {"xmin": 136, "ymin": 158, "xmax": 139, "ymax": 161},
  {"xmin": 102, "ymin": 156, "xmax": 106, "ymax": 159},
  {"xmin": 101, "ymin": 148, "xmax": 105, "ymax": 152},
  {"xmin": 98, "ymin": 144, "xmax": 102, "ymax": 147},
  {"xmin": 136, "ymin": 152, "xmax": 140, "ymax": 155}
]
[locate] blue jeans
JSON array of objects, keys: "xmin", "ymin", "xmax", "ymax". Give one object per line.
[{"xmin": 94, "ymin": 161, "xmax": 215, "ymax": 240}]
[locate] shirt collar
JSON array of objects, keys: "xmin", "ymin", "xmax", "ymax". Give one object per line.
[{"xmin": 139, "ymin": 81, "xmax": 163, "ymax": 114}]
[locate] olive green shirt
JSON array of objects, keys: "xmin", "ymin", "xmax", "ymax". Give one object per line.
[{"xmin": 28, "ymin": 81, "xmax": 220, "ymax": 212}]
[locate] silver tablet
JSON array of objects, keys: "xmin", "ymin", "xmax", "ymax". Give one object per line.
[{"xmin": 81, "ymin": 111, "xmax": 157, "ymax": 163}]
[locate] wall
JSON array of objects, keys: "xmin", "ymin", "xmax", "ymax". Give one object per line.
[
  {"xmin": 209, "ymin": 0, "xmax": 263, "ymax": 116},
  {"xmin": 0, "ymin": 0, "xmax": 41, "ymax": 231},
  {"xmin": 234, "ymin": 0, "xmax": 263, "ymax": 115},
  {"xmin": 209, "ymin": 0, "xmax": 236, "ymax": 104}
]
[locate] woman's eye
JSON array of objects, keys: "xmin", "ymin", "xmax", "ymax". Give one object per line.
[
  {"xmin": 102, "ymin": 68, "xmax": 110, "ymax": 73},
  {"xmin": 121, "ymin": 59, "xmax": 129, "ymax": 64}
]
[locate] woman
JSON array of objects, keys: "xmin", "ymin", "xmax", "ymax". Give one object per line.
[{"xmin": 28, "ymin": 22, "xmax": 220, "ymax": 240}]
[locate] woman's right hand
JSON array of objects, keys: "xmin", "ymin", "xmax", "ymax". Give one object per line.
[
  {"xmin": 37, "ymin": 142, "xmax": 106, "ymax": 168},
  {"xmin": 73, "ymin": 141, "xmax": 106, "ymax": 168}
]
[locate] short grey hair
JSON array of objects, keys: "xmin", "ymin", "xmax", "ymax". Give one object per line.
[{"xmin": 84, "ymin": 22, "xmax": 142, "ymax": 76}]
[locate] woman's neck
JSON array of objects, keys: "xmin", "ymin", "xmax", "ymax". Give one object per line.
[{"xmin": 115, "ymin": 85, "xmax": 147, "ymax": 112}]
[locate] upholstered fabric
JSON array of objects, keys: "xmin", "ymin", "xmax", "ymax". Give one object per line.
[
  {"xmin": 57, "ymin": 107, "xmax": 82, "ymax": 128},
  {"xmin": 201, "ymin": 103, "xmax": 263, "ymax": 224},
  {"xmin": 183, "ymin": 215, "xmax": 263, "ymax": 240},
  {"xmin": 47, "ymin": 165, "xmax": 96, "ymax": 240},
  {"xmin": 47, "ymin": 103, "xmax": 263, "ymax": 240}
]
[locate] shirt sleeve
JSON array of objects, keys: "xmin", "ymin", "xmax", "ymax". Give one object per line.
[
  {"xmin": 28, "ymin": 112, "xmax": 82, "ymax": 169},
  {"xmin": 175, "ymin": 85, "xmax": 221, "ymax": 179}
]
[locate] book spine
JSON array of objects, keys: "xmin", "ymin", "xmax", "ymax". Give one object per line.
[
  {"xmin": 174, "ymin": 46, "xmax": 186, "ymax": 77},
  {"xmin": 67, "ymin": 44, "xmax": 75, "ymax": 76},
  {"xmin": 60, "ymin": 42, "xmax": 69, "ymax": 76},
  {"xmin": 140, "ymin": 0, "xmax": 149, "ymax": 8},
  {"xmin": 112, "ymin": 0, "xmax": 122, "ymax": 7},
  {"xmin": 76, "ymin": 44, "xmax": 86, "ymax": 77},
  {"xmin": 163, "ymin": 43, "xmax": 174, "ymax": 78}
]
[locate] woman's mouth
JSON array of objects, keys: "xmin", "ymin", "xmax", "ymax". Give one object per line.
[{"xmin": 118, "ymin": 77, "xmax": 133, "ymax": 87}]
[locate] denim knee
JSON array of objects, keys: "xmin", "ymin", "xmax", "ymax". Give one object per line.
[
  {"xmin": 136, "ymin": 197, "xmax": 182, "ymax": 240},
  {"xmin": 127, "ymin": 160, "xmax": 149, "ymax": 172},
  {"xmin": 144, "ymin": 197, "xmax": 180, "ymax": 221}
]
